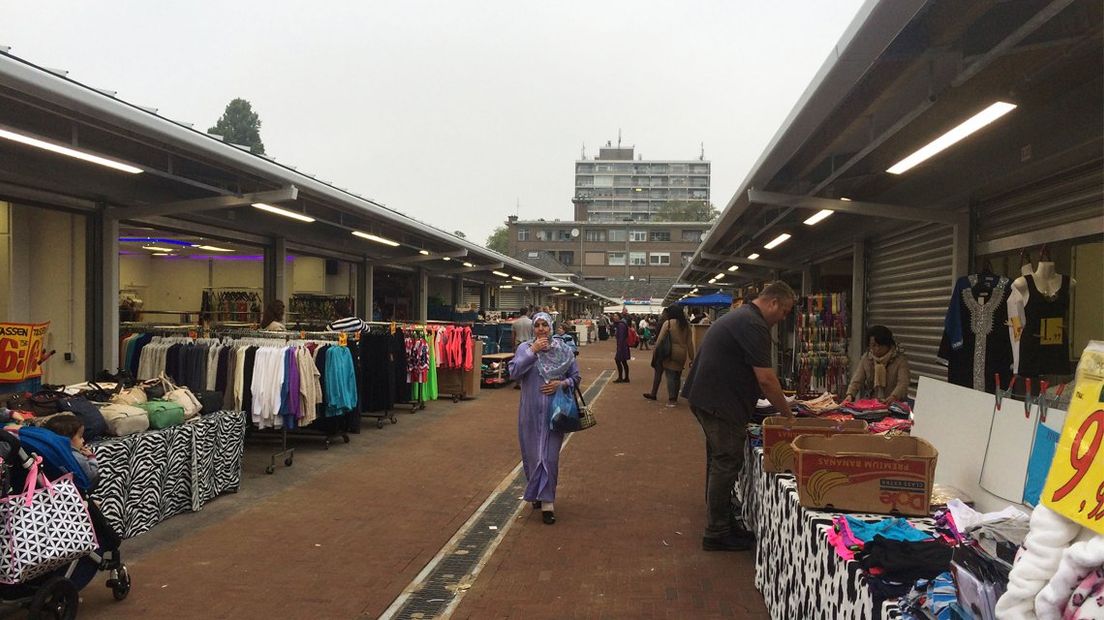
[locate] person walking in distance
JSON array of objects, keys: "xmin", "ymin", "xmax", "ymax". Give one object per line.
[
  {"xmin": 643, "ymin": 305, "xmax": 694, "ymax": 407},
  {"xmin": 508, "ymin": 312, "xmax": 581, "ymax": 525},
  {"xmin": 612, "ymin": 312, "xmax": 631, "ymax": 383},
  {"xmin": 511, "ymin": 307, "xmax": 535, "ymax": 390},
  {"xmin": 682, "ymin": 281, "xmax": 795, "ymax": 551}
]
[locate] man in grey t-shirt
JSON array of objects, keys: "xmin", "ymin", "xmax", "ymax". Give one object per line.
[
  {"xmin": 511, "ymin": 307, "xmax": 534, "ymax": 390},
  {"xmin": 682, "ymin": 281, "xmax": 795, "ymax": 552}
]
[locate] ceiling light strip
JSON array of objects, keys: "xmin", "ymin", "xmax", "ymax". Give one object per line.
[
  {"xmin": 887, "ymin": 101, "xmax": 1017, "ymax": 175},
  {"xmin": 0, "ymin": 126, "xmax": 143, "ymax": 174}
]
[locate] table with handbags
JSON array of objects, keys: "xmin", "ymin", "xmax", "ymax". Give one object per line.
[
  {"xmin": 736, "ymin": 440, "xmax": 936, "ymax": 620},
  {"xmin": 91, "ymin": 410, "xmax": 247, "ymax": 539}
]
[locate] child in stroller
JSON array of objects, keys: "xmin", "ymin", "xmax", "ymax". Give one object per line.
[{"xmin": 0, "ymin": 426, "xmax": 130, "ymax": 619}]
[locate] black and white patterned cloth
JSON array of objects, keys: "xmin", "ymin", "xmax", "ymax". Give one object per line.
[
  {"xmin": 92, "ymin": 410, "xmax": 246, "ymax": 539},
  {"xmin": 738, "ymin": 442, "xmax": 936, "ymax": 620}
]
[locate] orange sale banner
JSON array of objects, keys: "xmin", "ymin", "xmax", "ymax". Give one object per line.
[
  {"xmin": 0, "ymin": 322, "xmax": 50, "ymax": 383},
  {"xmin": 1042, "ymin": 342, "xmax": 1104, "ymax": 534}
]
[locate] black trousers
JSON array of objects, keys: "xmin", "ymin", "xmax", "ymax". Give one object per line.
[{"xmin": 690, "ymin": 405, "xmax": 747, "ymax": 538}]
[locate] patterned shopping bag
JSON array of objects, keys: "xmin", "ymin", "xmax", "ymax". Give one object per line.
[{"xmin": 0, "ymin": 456, "xmax": 98, "ymax": 583}]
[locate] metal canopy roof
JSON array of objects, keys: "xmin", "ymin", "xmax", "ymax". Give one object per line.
[
  {"xmin": 673, "ymin": 0, "xmax": 1103, "ymax": 297},
  {"xmin": 0, "ymin": 49, "xmax": 556, "ymax": 286}
]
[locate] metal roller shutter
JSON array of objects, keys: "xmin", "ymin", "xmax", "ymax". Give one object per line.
[
  {"xmin": 497, "ymin": 288, "xmax": 526, "ymax": 310},
  {"xmin": 462, "ymin": 286, "xmax": 481, "ymax": 308},
  {"xmin": 866, "ymin": 222, "xmax": 955, "ymax": 394},
  {"xmin": 977, "ymin": 160, "xmax": 1103, "ymax": 244}
]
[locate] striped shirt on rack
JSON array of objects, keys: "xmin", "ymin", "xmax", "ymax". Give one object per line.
[{"xmin": 327, "ymin": 316, "xmax": 368, "ymax": 333}]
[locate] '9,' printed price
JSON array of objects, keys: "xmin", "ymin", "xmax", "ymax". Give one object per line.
[{"xmin": 1049, "ymin": 409, "xmax": 1104, "ymax": 521}]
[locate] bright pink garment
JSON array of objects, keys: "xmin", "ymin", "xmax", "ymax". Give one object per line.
[{"xmin": 463, "ymin": 327, "xmax": 473, "ymax": 371}]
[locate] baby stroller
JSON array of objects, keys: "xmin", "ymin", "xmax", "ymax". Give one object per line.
[{"xmin": 0, "ymin": 428, "xmax": 130, "ymax": 619}]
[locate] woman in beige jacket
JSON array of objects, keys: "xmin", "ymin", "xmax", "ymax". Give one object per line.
[
  {"xmin": 843, "ymin": 325, "xmax": 911, "ymax": 404},
  {"xmin": 643, "ymin": 305, "xmax": 695, "ymax": 407}
]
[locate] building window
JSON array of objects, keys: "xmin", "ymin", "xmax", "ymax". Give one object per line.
[
  {"xmin": 608, "ymin": 229, "xmax": 626, "ymax": 242},
  {"xmin": 558, "ymin": 251, "xmax": 574, "ymax": 265},
  {"xmin": 608, "ymin": 252, "xmax": 626, "ymax": 266},
  {"xmin": 649, "ymin": 252, "xmax": 671, "ymax": 266},
  {"xmin": 629, "ymin": 252, "xmax": 647, "ymax": 266},
  {"xmin": 584, "ymin": 229, "xmax": 606, "ymax": 242},
  {"xmin": 681, "ymin": 252, "xmax": 694, "ymax": 266},
  {"xmin": 681, "ymin": 230, "xmax": 702, "ymax": 242},
  {"xmin": 555, "ymin": 229, "xmax": 573, "ymax": 241},
  {"xmin": 536, "ymin": 229, "xmax": 551, "ymax": 241},
  {"xmin": 650, "ymin": 231, "xmax": 671, "ymax": 242},
  {"xmin": 517, "ymin": 228, "xmax": 529, "ymax": 241},
  {"xmin": 629, "ymin": 230, "xmax": 647, "ymax": 242},
  {"xmin": 594, "ymin": 175, "xmax": 614, "ymax": 187}
]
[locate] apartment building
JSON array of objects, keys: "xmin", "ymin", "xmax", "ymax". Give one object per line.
[{"xmin": 574, "ymin": 143, "xmax": 710, "ymax": 222}]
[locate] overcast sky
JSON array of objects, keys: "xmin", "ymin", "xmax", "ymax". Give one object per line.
[{"xmin": 3, "ymin": 1, "xmax": 866, "ymax": 245}]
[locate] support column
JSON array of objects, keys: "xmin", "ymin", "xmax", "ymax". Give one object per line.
[
  {"xmin": 479, "ymin": 282, "xmax": 490, "ymax": 311},
  {"xmin": 90, "ymin": 210, "xmax": 119, "ymax": 373},
  {"xmin": 264, "ymin": 237, "xmax": 288, "ymax": 308},
  {"xmin": 801, "ymin": 265, "xmax": 814, "ymax": 296},
  {"xmin": 414, "ymin": 267, "xmax": 429, "ymax": 321},
  {"xmin": 452, "ymin": 275, "xmax": 464, "ymax": 308},
  {"xmin": 850, "ymin": 239, "xmax": 867, "ymax": 371},
  {"xmin": 951, "ymin": 211, "xmax": 971, "ymax": 281},
  {"xmin": 358, "ymin": 262, "xmax": 372, "ymax": 319}
]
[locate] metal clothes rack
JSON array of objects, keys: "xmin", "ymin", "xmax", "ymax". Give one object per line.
[{"xmin": 369, "ymin": 321, "xmax": 431, "ymax": 414}]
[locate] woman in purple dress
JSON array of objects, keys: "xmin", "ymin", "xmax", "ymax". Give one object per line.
[
  {"xmin": 612, "ymin": 312, "xmax": 631, "ymax": 383},
  {"xmin": 509, "ymin": 312, "xmax": 581, "ymax": 525}
]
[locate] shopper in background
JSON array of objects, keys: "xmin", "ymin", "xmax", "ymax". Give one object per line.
[
  {"xmin": 327, "ymin": 299, "xmax": 367, "ymax": 333},
  {"xmin": 261, "ymin": 299, "xmax": 287, "ymax": 331},
  {"xmin": 682, "ymin": 281, "xmax": 795, "ymax": 552},
  {"xmin": 842, "ymin": 325, "xmax": 911, "ymax": 405},
  {"xmin": 511, "ymin": 306, "xmax": 535, "ymax": 390},
  {"xmin": 508, "ymin": 312, "xmax": 581, "ymax": 525},
  {"xmin": 644, "ymin": 305, "xmax": 694, "ymax": 407},
  {"xmin": 612, "ymin": 312, "xmax": 631, "ymax": 383},
  {"xmin": 644, "ymin": 308, "xmax": 670, "ymax": 399}
]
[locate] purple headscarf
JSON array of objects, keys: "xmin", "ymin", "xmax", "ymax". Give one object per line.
[{"xmin": 531, "ymin": 312, "xmax": 573, "ymax": 381}]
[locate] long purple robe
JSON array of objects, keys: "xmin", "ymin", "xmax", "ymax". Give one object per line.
[
  {"xmin": 509, "ymin": 342, "xmax": 582, "ymax": 503},
  {"xmin": 613, "ymin": 320, "xmax": 630, "ymax": 361}
]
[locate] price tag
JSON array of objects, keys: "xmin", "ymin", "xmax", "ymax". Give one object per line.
[
  {"xmin": 1042, "ymin": 344, "xmax": 1104, "ymax": 534},
  {"xmin": 338, "ymin": 332, "xmax": 348, "ymax": 347},
  {"xmin": 0, "ymin": 322, "xmax": 50, "ymax": 383}
]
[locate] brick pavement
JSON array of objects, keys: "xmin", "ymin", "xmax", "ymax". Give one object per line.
[{"xmin": 75, "ymin": 339, "xmax": 766, "ymax": 619}]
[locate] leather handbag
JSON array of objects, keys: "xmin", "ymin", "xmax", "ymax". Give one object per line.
[
  {"xmin": 140, "ymin": 375, "xmax": 171, "ymax": 400},
  {"xmin": 29, "ymin": 390, "xmax": 66, "ymax": 417},
  {"xmin": 193, "ymin": 390, "xmax": 224, "ymax": 415},
  {"xmin": 96, "ymin": 403, "xmax": 150, "ymax": 436},
  {"xmin": 136, "ymin": 400, "xmax": 185, "ymax": 430},
  {"xmin": 163, "ymin": 381, "xmax": 202, "ymax": 419},
  {"xmin": 111, "ymin": 385, "xmax": 147, "ymax": 406},
  {"xmin": 74, "ymin": 381, "xmax": 118, "ymax": 403},
  {"xmin": 575, "ymin": 384, "xmax": 597, "ymax": 431},
  {"xmin": 57, "ymin": 397, "xmax": 108, "ymax": 442}
]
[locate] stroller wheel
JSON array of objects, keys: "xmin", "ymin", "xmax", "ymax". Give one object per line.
[
  {"xmin": 29, "ymin": 575, "xmax": 78, "ymax": 620},
  {"xmin": 106, "ymin": 564, "xmax": 131, "ymax": 601}
]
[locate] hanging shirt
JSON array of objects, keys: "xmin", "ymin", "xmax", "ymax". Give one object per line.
[
  {"xmin": 1017, "ymin": 274, "xmax": 1071, "ymax": 377},
  {"xmin": 938, "ymin": 274, "xmax": 1014, "ymax": 393}
]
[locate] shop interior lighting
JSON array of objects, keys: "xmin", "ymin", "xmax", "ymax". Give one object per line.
[
  {"xmin": 119, "ymin": 237, "xmax": 193, "ymax": 246},
  {"xmin": 708, "ymin": 278, "xmax": 717, "ymax": 284},
  {"xmin": 747, "ymin": 253, "xmax": 760, "ymax": 260},
  {"xmin": 715, "ymin": 273, "xmax": 726, "ymax": 279},
  {"xmin": 492, "ymin": 271, "xmax": 510, "ymax": 277},
  {"xmin": 840, "ymin": 197, "xmax": 852, "ymax": 201},
  {"xmin": 462, "ymin": 262, "xmax": 474, "ymax": 267},
  {"xmin": 252, "ymin": 202, "xmax": 316, "ymax": 223},
  {"xmin": 887, "ymin": 101, "xmax": 1017, "ymax": 175},
  {"xmin": 0, "ymin": 126, "xmax": 143, "ymax": 174},
  {"xmin": 727, "ymin": 265, "xmax": 739, "ymax": 272},
  {"xmin": 418, "ymin": 250, "xmax": 430, "ymax": 256},
  {"xmin": 511, "ymin": 276, "xmax": 523, "ymax": 281},
  {"xmin": 803, "ymin": 209, "xmax": 835, "ymax": 226},
  {"xmin": 141, "ymin": 245, "xmax": 177, "ymax": 253},
  {"xmin": 500, "ymin": 285, "xmax": 513, "ymax": 289},
  {"xmin": 352, "ymin": 231, "xmax": 400, "ymax": 247},
  {"xmin": 192, "ymin": 244, "xmax": 233, "ymax": 252},
  {"xmin": 152, "ymin": 252, "xmax": 170, "ymax": 257},
  {"xmin": 442, "ymin": 257, "xmax": 452, "ymax": 261},
  {"xmin": 763, "ymin": 233, "xmax": 791, "ymax": 250}
]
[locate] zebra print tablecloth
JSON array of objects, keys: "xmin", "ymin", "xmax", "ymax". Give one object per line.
[
  {"xmin": 92, "ymin": 410, "xmax": 247, "ymax": 539},
  {"xmin": 738, "ymin": 442, "xmax": 936, "ymax": 620}
]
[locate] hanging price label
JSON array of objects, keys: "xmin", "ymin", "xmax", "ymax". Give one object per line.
[
  {"xmin": 1042, "ymin": 343, "xmax": 1104, "ymax": 534},
  {"xmin": 338, "ymin": 332, "xmax": 348, "ymax": 347},
  {"xmin": 0, "ymin": 322, "xmax": 50, "ymax": 383}
]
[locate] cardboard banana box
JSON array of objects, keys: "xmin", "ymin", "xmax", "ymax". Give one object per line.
[
  {"xmin": 761, "ymin": 417, "xmax": 868, "ymax": 474},
  {"xmin": 793, "ymin": 435, "xmax": 938, "ymax": 517}
]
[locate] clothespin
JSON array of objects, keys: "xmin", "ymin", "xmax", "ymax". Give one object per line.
[
  {"xmin": 1037, "ymin": 382, "xmax": 1066, "ymax": 423},
  {"xmin": 1023, "ymin": 378, "xmax": 1033, "ymax": 418},
  {"xmin": 994, "ymin": 374, "xmax": 1017, "ymax": 411}
]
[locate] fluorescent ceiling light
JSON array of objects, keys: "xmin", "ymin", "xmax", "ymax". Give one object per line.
[
  {"xmin": 708, "ymin": 278, "xmax": 717, "ymax": 284},
  {"xmin": 747, "ymin": 253, "xmax": 760, "ymax": 260},
  {"xmin": 352, "ymin": 231, "xmax": 400, "ymax": 246},
  {"xmin": 500, "ymin": 285, "xmax": 513, "ymax": 289},
  {"xmin": 763, "ymin": 233, "xmax": 791, "ymax": 250},
  {"xmin": 418, "ymin": 250, "xmax": 430, "ymax": 256},
  {"xmin": 462, "ymin": 262, "xmax": 474, "ymax": 267},
  {"xmin": 715, "ymin": 273, "xmax": 726, "ymax": 279},
  {"xmin": 252, "ymin": 202, "xmax": 316, "ymax": 223},
  {"xmin": 803, "ymin": 209, "xmax": 834, "ymax": 226},
  {"xmin": 727, "ymin": 265, "xmax": 739, "ymax": 272},
  {"xmin": 492, "ymin": 271, "xmax": 509, "ymax": 277},
  {"xmin": 887, "ymin": 101, "xmax": 1017, "ymax": 175},
  {"xmin": 152, "ymin": 252, "xmax": 169, "ymax": 257},
  {"xmin": 193, "ymin": 244, "xmax": 233, "ymax": 252},
  {"xmin": 511, "ymin": 276, "xmax": 523, "ymax": 281},
  {"xmin": 142, "ymin": 245, "xmax": 176, "ymax": 252},
  {"xmin": 119, "ymin": 237, "xmax": 192, "ymax": 246},
  {"xmin": 0, "ymin": 126, "xmax": 143, "ymax": 174},
  {"xmin": 442, "ymin": 257, "xmax": 452, "ymax": 261},
  {"xmin": 840, "ymin": 197, "xmax": 852, "ymax": 201}
]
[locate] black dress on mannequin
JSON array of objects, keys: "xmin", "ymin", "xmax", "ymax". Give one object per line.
[{"xmin": 1018, "ymin": 274, "xmax": 1071, "ymax": 377}]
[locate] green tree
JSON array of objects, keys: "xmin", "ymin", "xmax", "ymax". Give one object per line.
[
  {"xmin": 485, "ymin": 226, "xmax": 509, "ymax": 253},
  {"xmin": 208, "ymin": 98, "xmax": 266, "ymax": 154},
  {"xmin": 655, "ymin": 200, "xmax": 718, "ymax": 222}
]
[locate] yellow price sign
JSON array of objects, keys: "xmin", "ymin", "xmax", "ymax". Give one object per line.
[
  {"xmin": 338, "ymin": 332, "xmax": 348, "ymax": 347},
  {"xmin": 0, "ymin": 322, "xmax": 50, "ymax": 383},
  {"xmin": 1042, "ymin": 343, "xmax": 1104, "ymax": 534}
]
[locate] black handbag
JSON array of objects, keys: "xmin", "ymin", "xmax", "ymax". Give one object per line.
[
  {"xmin": 194, "ymin": 390, "xmax": 224, "ymax": 414},
  {"xmin": 79, "ymin": 381, "xmax": 118, "ymax": 403},
  {"xmin": 29, "ymin": 390, "xmax": 66, "ymax": 417},
  {"xmin": 57, "ymin": 396, "xmax": 109, "ymax": 441}
]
